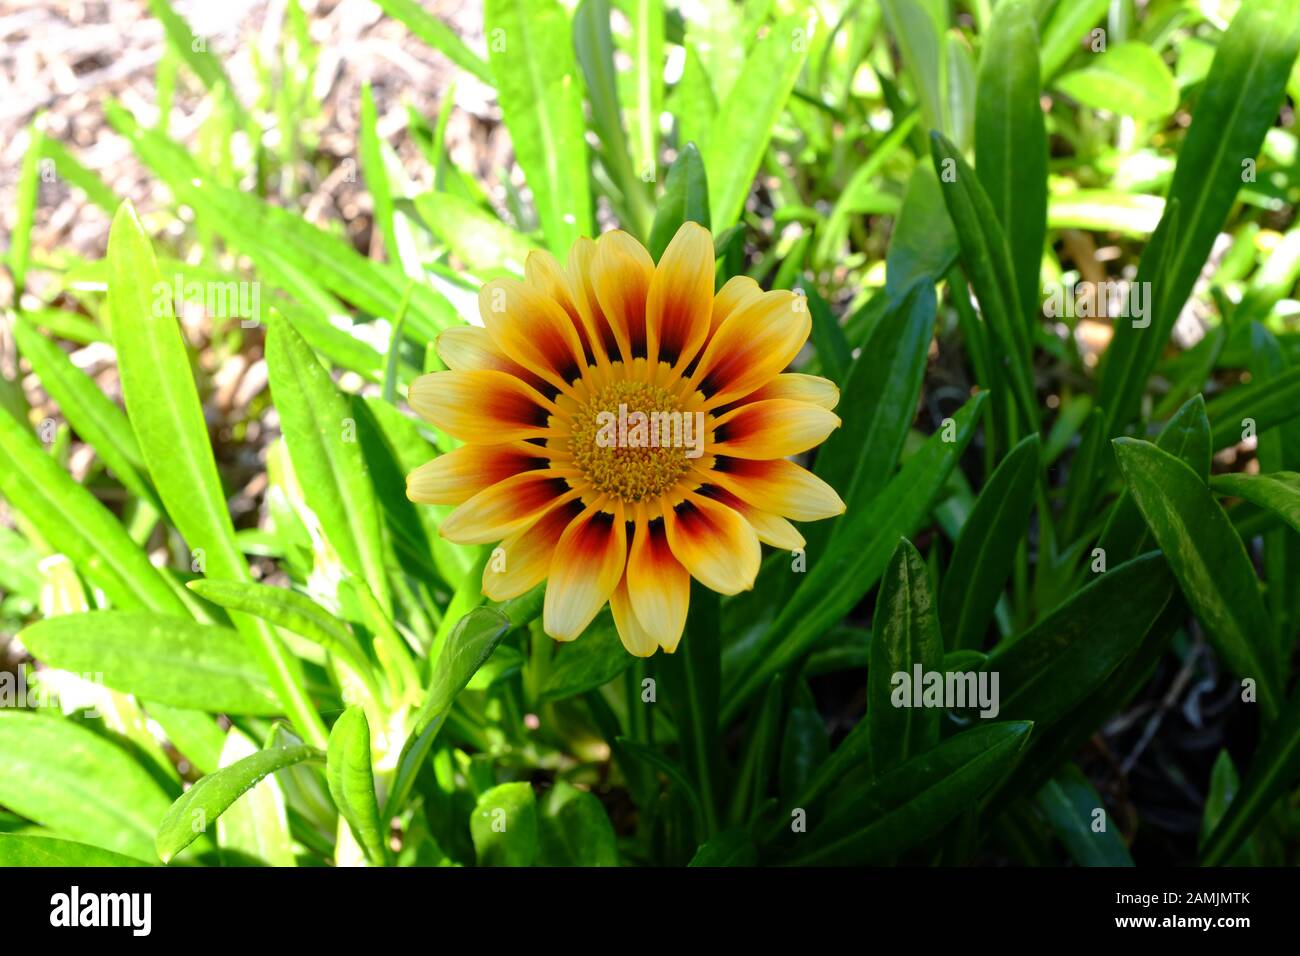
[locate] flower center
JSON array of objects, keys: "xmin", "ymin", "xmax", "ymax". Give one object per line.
[{"xmin": 568, "ymin": 381, "xmax": 692, "ymax": 503}]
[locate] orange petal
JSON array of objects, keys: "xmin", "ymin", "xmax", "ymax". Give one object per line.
[
  {"xmin": 626, "ymin": 517, "xmax": 689, "ymax": 652},
  {"xmin": 710, "ymin": 274, "xmax": 764, "ymax": 338},
  {"xmin": 567, "ymin": 237, "xmax": 620, "ymax": 364},
  {"xmin": 689, "ymin": 290, "xmax": 810, "ymax": 408},
  {"xmin": 408, "ymin": 370, "xmax": 555, "ymax": 442},
  {"xmin": 592, "ymin": 230, "xmax": 654, "ymax": 363},
  {"xmin": 433, "ymin": 325, "xmax": 548, "ymax": 392},
  {"xmin": 544, "ymin": 503, "xmax": 628, "ymax": 640},
  {"xmin": 482, "ymin": 498, "xmax": 582, "ymax": 601},
  {"xmin": 699, "ymin": 485, "xmax": 805, "ymax": 551},
  {"xmin": 662, "ymin": 493, "xmax": 760, "ymax": 595},
  {"xmin": 708, "ymin": 458, "xmax": 845, "ymax": 523},
  {"xmin": 479, "ymin": 277, "xmax": 587, "ymax": 392},
  {"xmin": 525, "ymin": 250, "xmax": 596, "ymax": 365},
  {"xmin": 610, "ymin": 577, "xmax": 660, "ymax": 657},
  {"xmin": 646, "ymin": 222, "xmax": 713, "ymax": 371},
  {"xmin": 712, "ymin": 399, "xmax": 840, "ymax": 459},
  {"xmin": 440, "ymin": 470, "xmax": 571, "ymax": 545},
  {"xmin": 407, "ymin": 443, "xmax": 549, "ymax": 505},
  {"xmin": 745, "ymin": 372, "xmax": 840, "ymax": 410}
]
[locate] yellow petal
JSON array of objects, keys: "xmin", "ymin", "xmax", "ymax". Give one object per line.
[
  {"xmin": 440, "ymin": 470, "xmax": 571, "ymax": 545},
  {"xmin": 543, "ymin": 503, "xmax": 628, "ymax": 640},
  {"xmin": 646, "ymin": 222, "xmax": 713, "ymax": 372},
  {"xmin": 662, "ymin": 493, "xmax": 760, "ymax": 595},
  {"xmin": 408, "ymin": 370, "xmax": 555, "ymax": 442},
  {"xmin": 711, "ymin": 399, "xmax": 840, "ymax": 459}
]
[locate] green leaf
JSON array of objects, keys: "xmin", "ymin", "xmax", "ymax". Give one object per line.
[
  {"xmin": 657, "ymin": 582, "xmax": 722, "ymax": 833},
  {"xmin": 1096, "ymin": 0, "xmax": 1300, "ymax": 434},
  {"xmin": 1113, "ymin": 439, "xmax": 1280, "ymax": 717},
  {"xmin": 384, "ymin": 607, "xmax": 512, "ymax": 817},
  {"xmin": 941, "ymin": 434, "xmax": 1040, "ymax": 650},
  {"xmin": 1211, "ymin": 472, "xmax": 1300, "ymax": 535},
  {"xmin": 975, "ymin": 0, "xmax": 1046, "ymax": 326},
  {"xmin": 0, "ymin": 711, "xmax": 175, "ymax": 862},
  {"xmin": 11, "ymin": 317, "xmax": 159, "ymax": 510},
  {"xmin": 470, "ymin": 782, "xmax": 538, "ymax": 866},
  {"xmin": 612, "ymin": 735, "xmax": 707, "ymax": 823},
  {"xmin": 867, "ymin": 539, "xmax": 943, "ymax": 776},
  {"xmin": 413, "ymin": 191, "xmax": 540, "ymax": 273},
  {"xmin": 18, "ymin": 611, "xmax": 281, "ymax": 715},
  {"xmin": 726, "ymin": 392, "xmax": 987, "ymax": 720},
  {"xmin": 0, "ymin": 834, "xmax": 152, "ymax": 867},
  {"xmin": 0, "ymin": 408, "xmax": 184, "ymax": 615},
  {"xmin": 1199, "ymin": 750, "xmax": 1257, "ymax": 866},
  {"xmin": 809, "ymin": 281, "xmax": 935, "ymax": 558},
  {"xmin": 146, "ymin": 0, "xmax": 243, "ymax": 118},
  {"xmin": 786, "ymin": 722, "xmax": 1032, "ymax": 865},
  {"xmin": 1056, "ymin": 42, "xmax": 1179, "ymax": 120},
  {"xmin": 155, "ymin": 743, "xmax": 321, "ymax": 863},
  {"xmin": 214, "ymin": 728, "xmax": 295, "ymax": 867},
  {"xmin": 484, "ymin": 0, "xmax": 591, "ymax": 253},
  {"xmin": 648, "ymin": 142, "xmax": 710, "ymax": 261},
  {"xmin": 266, "ymin": 315, "xmax": 391, "ymax": 615},
  {"xmin": 573, "ymin": 0, "xmax": 650, "ymax": 238},
  {"xmin": 1036, "ymin": 765, "xmax": 1134, "ymax": 866},
  {"xmin": 538, "ymin": 611, "xmax": 632, "ymax": 701},
  {"xmin": 185, "ymin": 579, "xmax": 376, "ymax": 689},
  {"xmin": 931, "ymin": 133, "xmax": 1037, "ymax": 430},
  {"xmin": 1202, "ymin": 684, "xmax": 1300, "ymax": 865},
  {"xmin": 1206, "ymin": 365, "xmax": 1300, "ymax": 449},
  {"xmin": 984, "ymin": 552, "xmax": 1175, "ymax": 732},
  {"xmin": 327, "ymin": 706, "xmax": 386, "ymax": 865},
  {"xmin": 1099, "ymin": 394, "xmax": 1211, "ymax": 565},
  {"xmin": 372, "ymin": 0, "xmax": 492, "ymax": 83},
  {"xmin": 9, "ymin": 120, "xmax": 42, "ymax": 296},
  {"xmin": 108, "ymin": 201, "xmax": 326, "ymax": 746},
  {"xmin": 884, "ymin": 167, "xmax": 956, "ymax": 302},
  {"xmin": 881, "ymin": 0, "xmax": 944, "ymax": 137},
  {"xmin": 688, "ymin": 827, "xmax": 758, "ymax": 866},
  {"xmin": 1037, "ymin": 0, "xmax": 1108, "ymax": 79},
  {"xmin": 629, "ymin": 0, "xmax": 664, "ymax": 186},
  {"xmin": 537, "ymin": 781, "xmax": 619, "ymax": 866},
  {"xmin": 703, "ymin": 15, "xmax": 808, "ymax": 228}
]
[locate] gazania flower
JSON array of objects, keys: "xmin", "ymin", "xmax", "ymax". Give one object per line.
[{"xmin": 405, "ymin": 223, "xmax": 845, "ymax": 656}]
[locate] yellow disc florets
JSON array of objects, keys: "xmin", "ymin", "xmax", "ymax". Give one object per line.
[{"xmin": 566, "ymin": 380, "xmax": 693, "ymax": 503}]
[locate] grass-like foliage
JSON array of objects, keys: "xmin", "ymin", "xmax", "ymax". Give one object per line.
[{"xmin": 2, "ymin": 0, "xmax": 1300, "ymax": 868}]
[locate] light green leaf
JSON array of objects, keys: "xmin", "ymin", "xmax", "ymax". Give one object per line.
[
  {"xmin": 215, "ymin": 728, "xmax": 296, "ymax": 867},
  {"xmin": 485, "ymin": 0, "xmax": 591, "ymax": 253},
  {"xmin": 266, "ymin": 315, "xmax": 391, "ymax": 615},
  {"xmin": 0, "ymin": 711, "xmax": 174, "ymax": 862},
  {"xmin": 0, "ymin": 408, "xmax": 184, "ymax": 615},
  {"xmin": 107, "ymin": 201, "xmax": 326, "ymax": 746},
  {"xmin": 0, "ymin": 834, "xmax": 152, "ymax": 867},
  {"xmin": 156, "ymin": 743, "xmax": 321, "ymax": 863},
  {"xmin": 327, "ymin": 706, "xmax": 386, "ymax": 865},
  {"xmin": 470, "ymin": 782, "xmax": 538, "ymax": 866},
  {"xmin": 1056, "ymin": 41, "xmax": 1178, "ymax": 120},
  {"xmin": 703, "ymin": 15, "xmax": 808, "ymax": 228},
  {"xmin": 18, "ymin": 611, "xmax": 281, "ymax": 715},
  {"xmin": 413, "ymin": 191, "xmax": 540, "ymax": 273}
]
